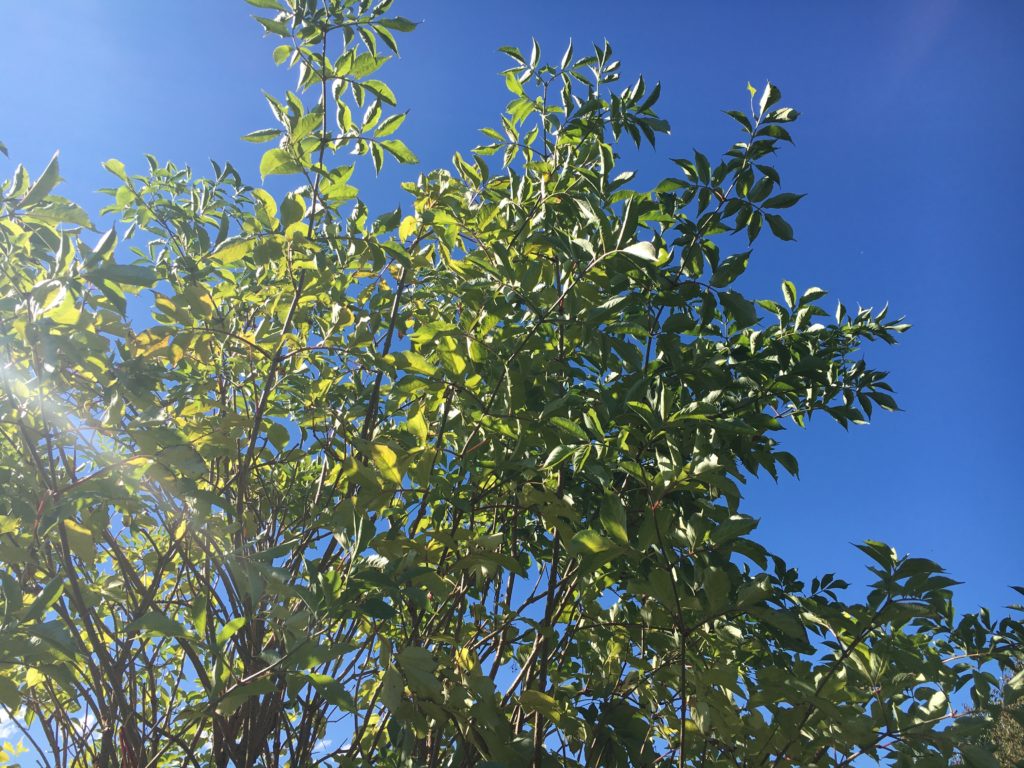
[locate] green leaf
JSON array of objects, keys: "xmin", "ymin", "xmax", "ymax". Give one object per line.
[
  {"xmin": 375, "ymin": 112, "xmax": 407, "ymax": 139},
  {"xmin": 102, "ymin": 158, "xmax": 128, "ymax": 181},
  {"xmin": 543, "ymin": 444, "xmax": 575, "ymax": 469},
  {"xmin": 379, "ymin": 16, "xmax": 419, "ymax": 32},
  {"xmin": 370, "ymin": 444, "xmax": 402, "ymax": 484},
  {"xmin": 505, "ymin": 71, "xmax": 525, "ymax": 97},
  {"xmin": 22, "ymin": 578, "xmax": 64, "ymax": 623},
  {"xmin": 363, "ymin": 80, "xmax": 397, "ymax": 106},
  {"xmin": 855, "ymin": 540, "xmax": 898, "ymax": 569},
  {"xmin": 381, "ymin": 139, "xmax": 418, "ymax": 164},
  {"xmin": 775, "ymin": 451, "xmax": 799, "ymax": 477},
  {"xmin": 569, "ymin": 529, "xmax": 624, "ymax": 573},
  {"xmin": 621, "ymin": 241, "xmax": 658, "ymax": 262},
  {"xmin": 216, "ymin": 617, "xmax": 246, "ymax": 647},
  {"xmin": 128, "ymin": 612, "xmax": 189, "ymax": 638},
  {"xmin": 0, "ymin": 675, "xmax": 22, "ymax": 709},
  {"xmin": 599, "ymin": 497, "xmax": 629, "ymax": 545},
  {"xmin": 398, "ymin": 215, "xmax": 418, "ymax": 241},
  {"xmin": 43, "ymin": 289, "xmax": 81, "ymax": 325},
  {"xmin": 211, "ymin": 235, "xmax": 255, "ymax": 265},
  {"xmin": 520, "ymin": 689, "xmax": 561, "ymax": 722},
  {"xmin": 406, "ymin": 411, "xmax": 428, "ymax": 444},
  {"xmin": 868, "ymin": 391, "xmax": 899, "ymax": 412},
  {"xmin": 763, "ymin": 192, "xmax": 804, "ymax": 209},
  {"xmin": 380, "ymin": 665, "xmax": 404, "ymax": 712},
  {"xmin": 394, "ymin": 350, "xmax": 436, "ymax": 376},
  {"xmin": 751, "ymin": 607, "xmax": 812, "ymax": 652},
  {"xmin": 499, "ymin": 45, "xmax": 525, "ymax": 64},
  {"xmin": 254, "ymin": 15, "xmax": 289, "ymax": 36},
  {"xmin": 191, "ymin": 600, "xmax": 208, "ymax": 638},
  {"xmin": 24, "ymin": 196, "xmax": 93, "ymax": 228},
  {"xmin": 91, "ymin": 227, "xmax": 117, "ymax": 259},
  {"xmin": 549, "ymin": 416, "xmax": 587, "ymax": 442},
  {"xmin": 20, "ymin": 150, "xmax": 61, "ymax": 208},
  {"xmin": 709, "ymin": 251, "xmax": 750, "ymax": 288},
  {"xmin": 280, "ymin": 192, "xmax": 305, "ymax": 229},
  {"xmin": 800, "ymin": 286, "xmax": 827, "ymax": 305},
  {"xmin": 568, "ymin": 529, "xmax": 617, "ymax": 557},
  {"xmin": 304, "ymin": 672, "xmax": 352, "ymax": 707},
  {"xmin": 719, "ymin": 290, "xmax": 759, "ymax": 328},
  {"xmin": 724, "ymin": 109, "xmax": 752, "ymax": 133},
  {"xmin": 242, "ymin": 128, "xmax": 282, "ymax": 143},
  {"xmin": 781, "ymin": 280, "xmax": 797, "ymax": 309},
  {"xmin": 272, "ymin": 44, "xmax": 291, "ymax": 65},
  {"xmin": 348, "ymin": 53, "xmax": 387, "ymax": 79},
  {"xmin": 260, "ymin": 148, "xmax": 303, "ymax": 178},
  {"xmin": 758, "ymin": 82, "xmax": 781, "ymax": 117},
  {"xmin": 766, "ymin": 214, "xmax": 794, "ymax": 241},
  {"xmin": 410, "ymin": 321, "xmax": 456, "ymax": 345},
  {"xmin": 61, "ymin": 519, "xmax": 95, "ymax": 564},
  {"xmin": 397, "ymin": 646, "xmax": 442, "ymax": 700},
  {"xmin": 703, "ymin": 566, "xmax": 732, "ymax": 613},
  {"xmin": 712, "ymin": 516, "xmax": 758, "ymax": 545},
  {"xmin": 267, "ymin": 422, "xmax": 290, "ymax": 450}
]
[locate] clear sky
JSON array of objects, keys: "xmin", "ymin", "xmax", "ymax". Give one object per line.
[{"xmin": 2, "ymin": 0, "xmax": 1022, "ymax": 613}]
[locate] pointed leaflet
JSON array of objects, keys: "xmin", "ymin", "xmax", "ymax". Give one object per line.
[
  {"xmin": 766, "ymin": 214, "xmax": 794, "ymax": 241},
  {"xmin": 621, "ymin": 241, "xmax": 658, "ymax": 262},
  {"xmin": 758, "ymin": 82, "xmax": 781, "ymax": 117},
  {"xmin": 216, "ymin": 617, "xmax": 246, "ymax": 647},
  {"xmin": 20, "ymin": 151, "xmax": 61, "ymax": 208}
]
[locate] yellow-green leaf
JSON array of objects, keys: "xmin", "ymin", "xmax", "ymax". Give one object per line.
[
  {"xmin": 44, "ymin": 290, "xmax": 81, "ymax": 325},
  {"xmin": 406, "ymin": 411, "xmax": 428, "ymax": 445},
  {"xmin": 398, "ymin": 215, "xmax": 417, "ymax": 241},
  {"xmin": 370, "ymin": 444, "xmax": 402, "ymax": 484},
  {"xmin": 61, "ymin": 519, "xmax": 94, "ymax": 563},
  {"xmin": 212, "ymin": 236, "xmax": 254, "ymax": 265},
  {"xmin": 395, "ymin": 350, "xmax": 436, "ymax": 376},
  {"xmin": 260, "ymin": 148, "xmax": 303, "ymax": 178},
  {"xmin": 520, "ymin": 689, "xmax": 561, "ymax": 722}
]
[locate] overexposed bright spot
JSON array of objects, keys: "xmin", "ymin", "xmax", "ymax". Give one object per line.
[{"xmin": 0, "ymin": 711, "xmax": 16, "ymax": 741}]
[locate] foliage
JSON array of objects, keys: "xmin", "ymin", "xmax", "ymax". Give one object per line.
[
  {"xmin": 992, "ymin": 666, "xmax": 1024, "ymax": 766},
  {"xmin": 958, "ymin": 659, "xmax": 1024, "ymax": 767},
  {"xmin": 0, "ymin": 1, "xmax": 1020, "ymax": 766}
]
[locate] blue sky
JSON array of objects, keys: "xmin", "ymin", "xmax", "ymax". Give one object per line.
[{"xmin": 2, "ymin": 0, "xmax": 1022, "ymax": 614}]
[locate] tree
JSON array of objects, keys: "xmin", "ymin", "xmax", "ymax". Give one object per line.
[
  {"xmin": 0, "ymin": 1, "xmax": 1020, "ymax": 766},
  {"xmin": 957, "ymin": 659, "xmax": 1024, "ymax": 767},
  {"xmin": 991, "ymin": 663, "xmax": 1024, "ymax": 766}
]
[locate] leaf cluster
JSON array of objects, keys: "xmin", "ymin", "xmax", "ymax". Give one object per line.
[{"xmin": 0, "ymin": 2, "xmax": 1019, "ymax": 767}]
